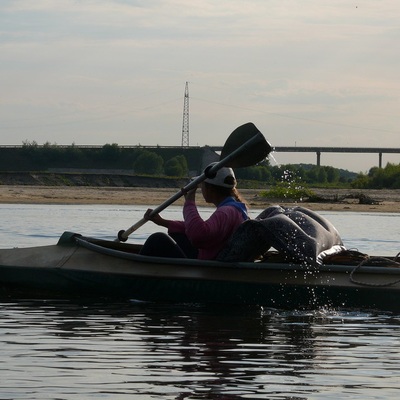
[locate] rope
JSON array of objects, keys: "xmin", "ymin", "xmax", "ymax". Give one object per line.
[{"xmin": 350, "ymin": 255, "xmax": 400, "ymax": 287}]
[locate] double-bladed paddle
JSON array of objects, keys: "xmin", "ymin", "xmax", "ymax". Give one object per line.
[{"xmin": 117, "ymin": 122, "xmax": 272, "ymax": 242}]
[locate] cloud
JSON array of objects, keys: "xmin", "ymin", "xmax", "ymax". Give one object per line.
[{"xmin": 0, "ymin": 0, "xmax": 399, "ymax": 172}]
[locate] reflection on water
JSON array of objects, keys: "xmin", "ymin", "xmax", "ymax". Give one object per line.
[{"xmin": 1, "ymin": 300, "xmax": 400, "ymax": 399}]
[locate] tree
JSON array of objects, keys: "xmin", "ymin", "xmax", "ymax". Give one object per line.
[
  {"xmin": 175, "ymin": 155, "xmax": 188, "ymax": 175},
  {"xmin": 317, "ymin": 167, "xmax": 327, "ymax": 183},
  {"xmin": 164, "ymin": 155, "xmax": 188, "ymax": 177},
  {"xmin": 133, "ymin": 150, "xmax": 164, "ymax": 175},
  {"xmin": 325, "ymin": 166, "xmax": 340, "ymax": 183},
  {"xmin": 351, "ymin": 163, "xmax": 400, "ymax": 188},
  {"xmin": 101, "ymin": 143, "xmax": 120, "ymax": 163},
  {"xmin": 351, "ymin": 173, "xmax": 369, "ymax": 188},
  {"xmin": 258, "ymin": 166, "xmax": 272, "ymax": 182}
]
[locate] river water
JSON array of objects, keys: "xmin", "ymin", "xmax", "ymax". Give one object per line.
[{"xmin": 0, "ymin": 204, "xmax": 399, "ymax": 399}]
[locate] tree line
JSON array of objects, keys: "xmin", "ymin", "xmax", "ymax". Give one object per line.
[
  {"xmin": 7, "ymin": 142, "xmax": 354, "ymax": 183},
  {"xmin": 351, "ymin": 163, "xmax": 400, "ymax": 189},
  {"xmin": 0, "ymin": 142, "xmax": 196, "ymax": 177},
  {"xmin": 3, "ymin": 142, "xmax": 399, "ymax": 188},
  {"xmin": 234, "ymin": 162, "xmax": 355, "ymax": 185}
]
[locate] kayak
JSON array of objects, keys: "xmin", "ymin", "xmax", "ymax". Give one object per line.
[{"xmin": 0, "ymin": 231, "xmax": 399, "ymax": 311}]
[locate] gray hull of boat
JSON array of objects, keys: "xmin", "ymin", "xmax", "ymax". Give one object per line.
[{"xmin": 0, "ymin": 233, "xmax": 399, "ymax": 311}]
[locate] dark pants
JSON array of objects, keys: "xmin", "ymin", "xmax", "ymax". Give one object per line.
[{"xmin": 140, "ymin": 232, "xmax": 198, "ymax": 259}]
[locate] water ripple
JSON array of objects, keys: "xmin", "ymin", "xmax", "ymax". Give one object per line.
[{"xmin": 1, "ymin": 301, "xmax": 400, "ymax": 399}]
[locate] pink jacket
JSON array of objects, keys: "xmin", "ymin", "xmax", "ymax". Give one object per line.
[{"xmin": 168, "ymin": 199, "xmax": 247, "ymax": 260}]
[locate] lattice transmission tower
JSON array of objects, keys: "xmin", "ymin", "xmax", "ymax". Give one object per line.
[{"xmin": 181, "ymin": 81, "xmax": 189, "ymax": 147}]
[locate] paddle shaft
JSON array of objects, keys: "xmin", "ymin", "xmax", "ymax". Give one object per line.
[
  {"xmin": 117, "ymin": 174, "xmax": 204, "ymax": 241},
  {"xmin": 117, "ymin": 129, "xmax": 268, "ymax": 242}
]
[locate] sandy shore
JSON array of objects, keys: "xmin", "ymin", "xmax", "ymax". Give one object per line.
[{"xmin": 1, "ymin": 185, "xmax": 400, "ymax": 213}]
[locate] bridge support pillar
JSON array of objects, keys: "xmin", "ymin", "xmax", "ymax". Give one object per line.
[
  {"xmin": 316, "ymin": 151, "xmax": 321, "ymax": 166},
  {"xmin": 379, "ymin": 152, "xmax": 382, "ymax": 168}
]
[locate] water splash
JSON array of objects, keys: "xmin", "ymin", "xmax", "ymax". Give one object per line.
[{"xmin": 269, "ymin": 151, "xmax": 281, "ymax": 167}]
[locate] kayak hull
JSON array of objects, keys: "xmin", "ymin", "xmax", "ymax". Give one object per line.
[{"xmin": 0, "ymin": 232, "xmax": 399, "ymax": 311}]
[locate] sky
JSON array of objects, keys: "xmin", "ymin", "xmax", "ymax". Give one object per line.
[{"xmin": 1, "ymin": 0, "xmax": 399, "ymax": 173}]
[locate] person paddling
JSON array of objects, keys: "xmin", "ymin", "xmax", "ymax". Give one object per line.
[{"xmin": 140, "ymin": 162, "xmax": 249, "ymax": 259}]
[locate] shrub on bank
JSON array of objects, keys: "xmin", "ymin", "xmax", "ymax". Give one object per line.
[{"xmin": 260, "ymin": 182, "xmax": 316, "ymax": 202}]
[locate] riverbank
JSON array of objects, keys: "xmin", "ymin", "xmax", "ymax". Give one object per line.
[{"xmin": 1, "ymin": 185, "xmax": 399, "ymax": 212}]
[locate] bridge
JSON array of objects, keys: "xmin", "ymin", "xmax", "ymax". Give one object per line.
[
  {"xmin": 210, "ymin": 146, "xmax": 400, "ymax": 168},
  {"xmin": 2, "ymin": 144, "xmax": 399, "ymax": 169}
]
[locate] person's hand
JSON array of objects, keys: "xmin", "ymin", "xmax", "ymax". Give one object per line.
[
  {"xmin": 143, "ymin": 208, "xmax": 167, "ymax": 227},
  {"xmin": 184, "ymin": 186, "xmax": 197, "ymax": 202}
]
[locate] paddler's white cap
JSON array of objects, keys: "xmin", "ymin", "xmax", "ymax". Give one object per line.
[{"xmin": 204, "ymin": 162, "xmax": 236, "ymax": 188}]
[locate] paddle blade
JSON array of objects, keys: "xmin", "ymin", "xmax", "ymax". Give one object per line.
[{"xmin": 220, "ymin": 122, "xmax": 272, "ymax": 168}]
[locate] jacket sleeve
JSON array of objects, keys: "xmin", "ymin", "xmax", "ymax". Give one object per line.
[{"xmin": 167, "ymin": 220, "xmax": 186, "ymax": 234}]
